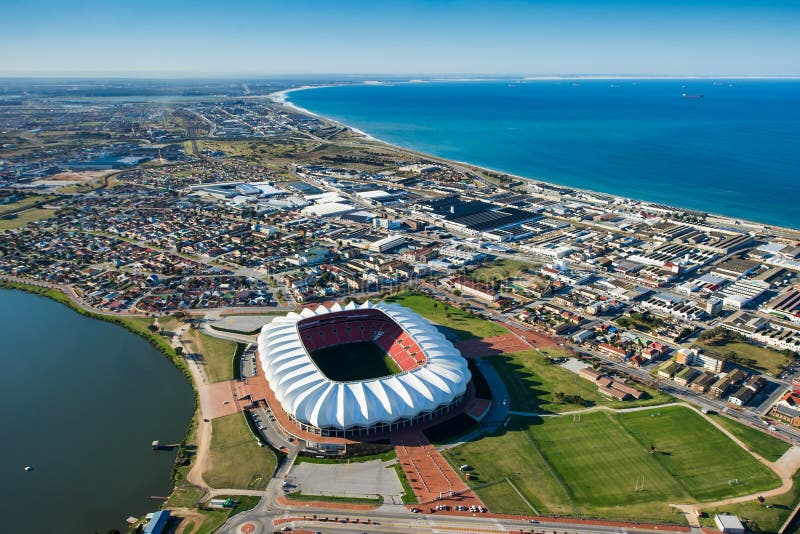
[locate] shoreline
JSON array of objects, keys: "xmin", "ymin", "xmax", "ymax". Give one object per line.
[
  {"xmin": 270, "ymin": 82, "xmax": 800, "ymax": 234},
  {"xmin": 0, "ymin": 281, "xmax": 200, "ymax": 516}
]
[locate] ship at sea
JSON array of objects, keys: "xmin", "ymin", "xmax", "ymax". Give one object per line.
[{"xmin": 681, "ymin": 93, "xmax": 704, "ymax": 98}]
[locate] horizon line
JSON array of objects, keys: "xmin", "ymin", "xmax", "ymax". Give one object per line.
[{"xmin": 1, "ymin": 72, "xmax": 800, "ymax": 80}]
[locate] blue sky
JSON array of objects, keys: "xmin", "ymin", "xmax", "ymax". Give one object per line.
[{"xmin": 1, "ymin": 0, "xmax": 798, "ymax": 76}]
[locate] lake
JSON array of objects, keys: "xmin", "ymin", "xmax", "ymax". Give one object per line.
[{"xmin": 0, "ymin": 289, "xmax": 194, "ymax": 533}]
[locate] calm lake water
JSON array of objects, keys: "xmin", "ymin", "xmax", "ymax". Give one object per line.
[{"xmin": 0, "ymin": 289, "xmax": 194, "ymax": 534}]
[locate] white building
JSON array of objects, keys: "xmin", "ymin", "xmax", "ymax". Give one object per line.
[
  {"xmin": 368, "ymin": 234, "xmax": 406, "ymax": 253},
  {"xmin": 714, "ymin": 514, "xmax": 745, "ymax": 534},
  {"xmin": 720, "ymin": 279, "xmax": 769, "ymax": 309}
]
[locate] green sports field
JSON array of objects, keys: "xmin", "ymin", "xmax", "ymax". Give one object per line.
[
  {"xmin": 310, "ymin": 341, "xmax": 401, "ymax": 381},
  {"xmin": 444, "ymin": 406, "xmax": 781, "ymax": 523}
]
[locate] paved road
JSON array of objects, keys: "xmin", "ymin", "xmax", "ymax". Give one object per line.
[{"xmin": 221, "ymin": 502, "xmax": 693, "ymax": 534}]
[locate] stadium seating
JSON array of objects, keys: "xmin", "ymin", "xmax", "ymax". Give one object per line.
[{"xmin": 297, "ymin": 309, "xmax": 427, "ymax": 371}]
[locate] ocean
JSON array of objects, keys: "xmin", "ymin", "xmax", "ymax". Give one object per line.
[{"xmin": 288, "ymin": 79, "xmax": 800, "ymax": 229}]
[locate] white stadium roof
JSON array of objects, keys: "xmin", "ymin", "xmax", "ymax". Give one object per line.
[{"xmin": 257, "ymin": 300, "xmax": 470, "ymax": 431}]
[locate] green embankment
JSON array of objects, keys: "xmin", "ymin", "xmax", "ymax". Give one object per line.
[
  {"xmin": 489, "ymin": 349, "xmax": 671, "ymax": 414},
  {"xmin": 204, "ymin": 413, "xmax": 277, "ymax": 490},
  {"xmin": 708, "ymin": 413, "xmax": 791, "ymax": 462},
  {"xmin": 384, "ymin": 291, "xmax": 507, "ymax": 340}
]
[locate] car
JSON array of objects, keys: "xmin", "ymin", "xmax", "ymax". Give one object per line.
[
  {"xmin": 280, "ymin": 527, "xmax": 292, "ymax": 532},
  {"xmin": 410, "ymin": 507, "xmax": 421, "ymax": 513}
]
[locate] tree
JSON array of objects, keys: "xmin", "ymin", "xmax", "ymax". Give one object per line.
[{"xmin": 725, "ymin": 350, "xmax": 739, "ymax": 362}]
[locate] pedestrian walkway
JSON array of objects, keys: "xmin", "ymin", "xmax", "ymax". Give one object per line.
[
  {"xmin": 391, "ymin": 429, "xmax": 484, "ymax": 509},
  {"xmin": 455, "ymin": 332, "xmax": 530, "ymax": 357}
]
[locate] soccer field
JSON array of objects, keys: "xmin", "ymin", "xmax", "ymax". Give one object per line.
[
  {"xmin": 310, "ymin": 341, "xmax": 401, "ymax": 381},
  {"xmin": 444, "ymin": 406, "xmax": 781, "ymax": 522}
]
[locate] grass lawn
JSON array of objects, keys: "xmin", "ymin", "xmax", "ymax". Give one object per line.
[
  {"xmin": 204, "ymin": 413, "xmax": 277, "ymax": 490},
  {"xmin": 489, "ymin": 349, "xmax": 672, "ymax": 414},
  {"xmin": 165, "ymin": 484, "xmax": 205, "ymax": 508},
  {"xmin": 183, "ymin": 139, "xmax": 205, "ymax": 155},
  {"xmin": 114, "ymin": 316, "xmax": 184, "ymax": 364},
  {"xmin": 708, "ymin": 413, "xmax": 791, "ymax": 462},
  {"xmin": 0, "ymin": 194, "xmax": 50, "ymax": 215},
  {"xmin": 476, "ymin": 478, "xmax": 539, "ymax": 515},
  {"xmin": 179, "ymin": 498, "xmax": 261, "ymax": 534},
  {"xmin": 217, "ymin": 494, "xmax": 261, "ymax": 513},
  {"xmin": 699, "ymin": 340, "xmax": 793, "ymax": 376},
  {"xmin": 444, "ymin": 418, "xmax": 577, "ymax": 516},
  {"xmin": 469, "ymin": 258, "xmax": 537, "ymax": 284},
  {"xmin": 285, "ymin": 492, "xmax": 383, "ymax": 505},
  {"xmin": 701, "ymin": 471, "xmax": 800, "ymax": 533},
  {"xmin": 444, "ymin": 406, "xmax": 781, "ymax": 523},
  {"xmin": 617, "ymin": 407, "xmax": 780, "ymax": 501},
  {"xmin": 311, "ymin": 341, "xmax": 401, "ymax": 380},
  {"xmin": 192, "ymin": 510, "xmax": 230, "ymax": 534},
  {"xmin": 391, "ymin": 463, "xmax": 418, "ymax": 504},
  {"xmin": 384, "ymin": 291, "xmax": 507, "ymax": 341},
  {"xmin": 165, "ymin": 411, "xmax": 203, "ymax": 509},
  {"xmin": 616, "ymin": 312, "xmax": 663, "ymax": 333},
  {"xmin": 184, "ymin": 329, "xmax": 239, "ymax": 383},
  {"xmin": 0, "ymin": 208, "xmax": 55, "ymax": 231}
]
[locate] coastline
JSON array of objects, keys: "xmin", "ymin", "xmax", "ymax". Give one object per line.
[
  {"xmin": 270, "ymin": 82, "xmax": 800, "ymax": 235},
  {"xmin": 270, "ymin": 84, "xmax": 378, "ymax": 140}
]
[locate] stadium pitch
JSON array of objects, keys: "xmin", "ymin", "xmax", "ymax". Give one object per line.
[{"xmin": 310, "ymin": 341, "xmax": 402, "ymax": 381}]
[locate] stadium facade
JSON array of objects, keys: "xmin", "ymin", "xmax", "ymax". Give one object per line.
[{"xmin": 257, "ymin": 300, "xmax": 471, "ymax": 438}]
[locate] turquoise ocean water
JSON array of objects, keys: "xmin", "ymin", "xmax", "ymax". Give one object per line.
[{"xmin": 289, "ymin": 80, "xmax": 800, "ymax": 229}]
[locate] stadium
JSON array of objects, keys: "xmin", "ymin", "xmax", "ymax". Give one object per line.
[{"xmin": 257, "ymin": 300, "xmax": 471, "ymax": 438}]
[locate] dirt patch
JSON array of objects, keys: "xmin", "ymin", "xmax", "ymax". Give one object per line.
[
  {"xmin": 456, "ymin": 332, "xmax": 530, "ymax": 357},
  {"xmin": 166, "ymin": 508, "xmax": 206, "ymax": 534}
]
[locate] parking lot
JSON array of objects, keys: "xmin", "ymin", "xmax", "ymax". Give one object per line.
[
  {"xmin": 287, "ymin": 459, "xmax": 405, "ymax": 503},
  {"xmin": 240, "ymin": 344, "xmax": 258, "ymax": 378}
]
